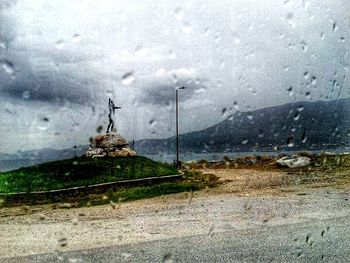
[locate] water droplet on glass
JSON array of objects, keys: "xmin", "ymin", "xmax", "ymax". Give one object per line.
[
  {"xmin": 121, "ymin": 252, "xmax": 132, "ymax": 260},
  {"xmin": 182, "ymin": 22, "xmax": 192, "ymax": 33},
  {"xmin": 71, "ymin": 34, "xmax": 81, "ymax": 43},
  {"xmin": 188, "ymin": 189, "xmax": 194, "ymax": 204},
  {"xmin": 0, "ymin": 60, "xmax": 14, "ymax": 77},
  {"xmin": 286, "ymin": 136, "xmax": 294, "ymax": 147},
  {"xmin": 203, "ymin": 27, "xmax": 210, "ymax": 37},
  {"xmin": 58, "ymin": 237, "xmax": 68, "ymax": 247},
  {"xmin": 96, "ymin": 126, "xmax": 103, "ymax": 133},
  {"xmin": 242, "ymin": 138, "xmax": 248, "ymax": 144},
  {"xmin": 221, "ymin": 108, "xmax": 227, "ymax": 116},
  {"xmin": 311, "ymin": 76, "xmax": 317, "ymax": 85},
  {"xmin": 0, "ymin": 41, "xmax": 6, "ymax": 49},
  {"xmin": 121, "ymin": 72, "xmax": 135, "ymax": 85},
  {"xmin": 162, "ymin": 253, "xmax": 174, "ymax": 263},
  {"xmin": 174, "ymin": 7, "xmax": 183, "ymax": 20},
  {"xmin": 247, "ymin": 113, "xmax": 253, "ymax": 120},
  {"xmin": 214, "ymin": 32, "xmax": 221, "ymax": 43},
  {"xmin": 55, "ymin": 40, "xmax": 65, "ymax": 49},
  {"xmin": 22, "ymin": 90, "xmax": 30, "ymax": 100},
  {"xmin": 286, "ymin": 13, "xmax": 295, "ymax": 28},
  {"xmin": 72, "ymin": 217, "xmax": 78, "ymax": 225},
  {"xmin": 294, "ymin": 112, "xmax": 300, "ymax": 121},
  {"xmin": 302, "ymin": 0, "xmax": 309, "ymax": 9},
  {"xmin": 301, "ymin": 131, "xmax": 307, "ymax": 143},
  {"xmin": 155, "ymin": 68, "xmax": 166, "ymax": 76},
  {"xmin": 168, "ymin": 50, "xmax": 176, "ymax": 59},
  {"xmin": 149, "ymin": 119, "xmax": 156, "ymax": 126},
  {"xmin": 332, "ymin": 21, "xmax": 337, "ymax": 32},
  {"xmin": 208, "ymin": 225, "xmax": 215, "ymax": 237},
  {"xmin": 305, "ymin": 91, "xmax": 311, "ymax": 99},
  {"xmin": 232, "ymin": 32, "xmax": 241, "ymax": 44},
  {"xmin": 301, "ymin": 41, "xmax": 307, "ymax": 52},
  {"xmin": 233, "ymin": 101, "xmax": 239, "ymax": 110}
]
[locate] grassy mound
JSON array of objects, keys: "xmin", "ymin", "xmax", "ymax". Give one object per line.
[{"xmin": 0, "ymin": 156, "xmax": 178, "ymax": 193}]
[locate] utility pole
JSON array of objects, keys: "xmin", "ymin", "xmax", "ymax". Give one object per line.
[{"xmin": 175, "ymin": 87, "xmax": 186, "ymax": 169}]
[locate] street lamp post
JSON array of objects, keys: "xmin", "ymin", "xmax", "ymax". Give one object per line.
[
  {"xmin": 176, "ymin": 86, "xmax": 186, "ymax": 169},
  {"xmin": 73, "ymin": 145, "xmax": 77, "ymax": 158}
]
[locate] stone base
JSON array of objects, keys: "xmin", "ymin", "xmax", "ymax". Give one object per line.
[
  {"xmin": 85, "ymin": 133, "xmax": 137, "ymax": 158},
  {"xmin": 107, "ymin": 147, "xmax": 137, "ymax": 157}
]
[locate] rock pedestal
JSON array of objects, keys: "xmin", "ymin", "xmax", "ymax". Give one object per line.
[{"xmin": 86, "ymin": 133, "xmax": 136, "ymax": 158}]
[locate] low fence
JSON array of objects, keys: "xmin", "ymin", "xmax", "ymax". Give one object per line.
[{"xmin": 0, "ymin": 174, "xmax": 182, "ymax": 205}]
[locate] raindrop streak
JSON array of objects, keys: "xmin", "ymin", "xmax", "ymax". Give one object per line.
[{"xmin": 121, "ymin": 72, "xmax": 135, "ymax": 85}]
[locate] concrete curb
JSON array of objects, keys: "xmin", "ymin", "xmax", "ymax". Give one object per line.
[{"xmin": 0, "ymin": 174, "xmax": 182, "ymax": 205}]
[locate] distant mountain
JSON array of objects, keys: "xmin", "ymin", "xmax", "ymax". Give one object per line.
[{"xmin": 135, "ymin": 98, "xmax": 350, "ymax": 155}]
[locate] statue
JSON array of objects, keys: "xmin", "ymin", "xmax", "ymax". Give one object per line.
[{"xmin": 106, "ymin": 98, "xmax": 122, "ymax": 133}]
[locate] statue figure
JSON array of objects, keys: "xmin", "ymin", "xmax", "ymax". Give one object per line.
[{"xmin": 106, "ymin": 98, "xmax": 122, "ymax": 133}]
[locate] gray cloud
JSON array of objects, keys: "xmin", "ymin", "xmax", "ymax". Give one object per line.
[
  {"xmin": 140, "ymin": 68, "xmax": 207, "ymax": 105},
  {"xmin": 0, "ymin": 0, "xmax": 349, "ymax": 153}
]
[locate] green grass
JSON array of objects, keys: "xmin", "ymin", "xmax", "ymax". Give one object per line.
[{"xmin": 0, "ymin": 156, "xmax": 178, "ymax": 193}]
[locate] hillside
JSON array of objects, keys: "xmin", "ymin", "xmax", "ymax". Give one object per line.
[
  {"xmin": 135, "ymin": 98, "xmax": 350, "ymax": 154},
  {"xmin": 0, "ymin": 156, "xmax": 178, "ymax": 193}
]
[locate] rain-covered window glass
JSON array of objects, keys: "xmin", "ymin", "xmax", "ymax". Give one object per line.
[{"xmin": 1, "ymin": 0, "xmax": 349, "ymax": 262}]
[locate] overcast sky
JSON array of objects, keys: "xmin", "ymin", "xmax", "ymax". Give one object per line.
[{"xmin": 0, "ymin": 0, "xmax": 349, "ymax": 153}]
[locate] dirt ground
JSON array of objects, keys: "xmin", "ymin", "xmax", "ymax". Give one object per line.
[{"xmin": 1, "ymin": 168, "xmax": 349, "ymax": 259}]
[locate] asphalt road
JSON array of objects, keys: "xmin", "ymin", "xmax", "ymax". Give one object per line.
[{"xmin": 6, "ymin": 214, "xmax": 350, "ymax": 263}]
